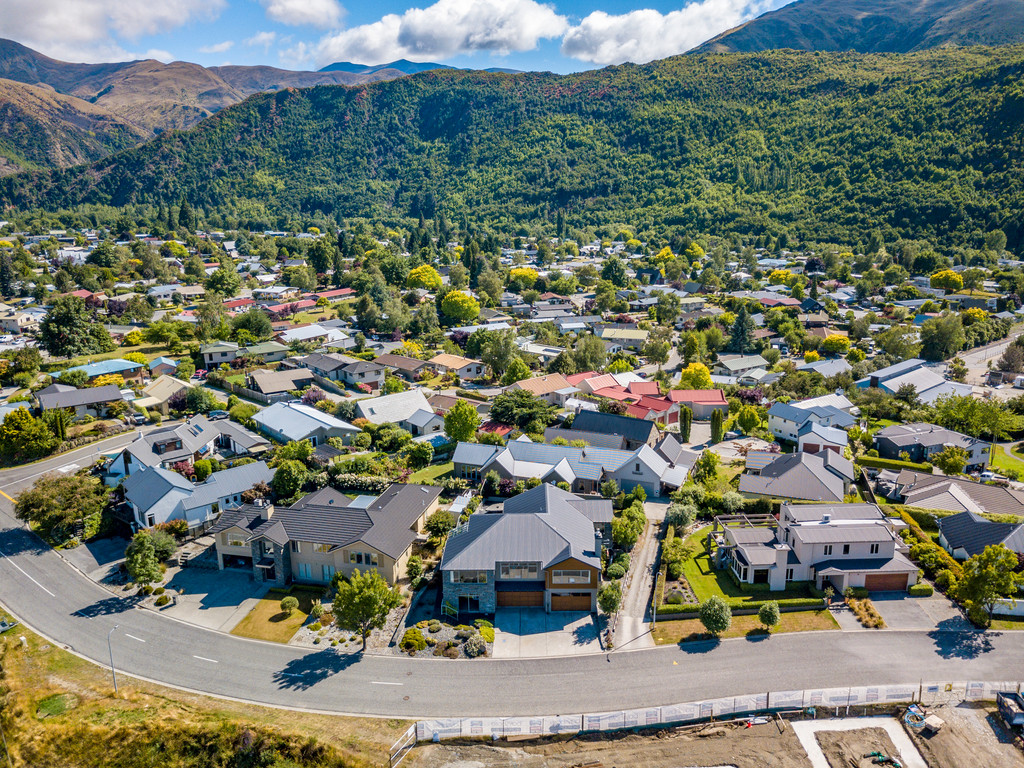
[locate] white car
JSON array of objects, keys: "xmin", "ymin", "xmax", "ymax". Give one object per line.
[{"xmin": 980, "ymin": 471, "xmax": 995, "ymax": 480}]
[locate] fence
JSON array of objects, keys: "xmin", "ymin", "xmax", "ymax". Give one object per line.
[{"xmin": 409, "ymin": 680, "xmax": 1024, "ymax": 744}]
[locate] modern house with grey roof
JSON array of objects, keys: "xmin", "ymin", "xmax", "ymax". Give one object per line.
[
  {"xmin": 873, "ymin": 423, "xmax": 989, "ymax": 469},
  {"xmin": 210, "ymin": 484, "xmax": 441, "ymax": 585},
  {"xmin": 36, "ymin": 383, "xmax": 123, "ymax": 417},
  {"xmin": 554, "ymin": 410, "xmax": 660, "ymax": 451},
  {"xmin": 767, "ymin": 400, "xmax": 856, "ymax": 445},
  {"xmin": 738, "ymin": 451, "xmax": 855, "ymax": 503},
  {"xmin": 877, "ymin": 469, "xmax": 1024, "ymax": 517},
  {"xmin": 439, "ymin": 483, "xmax": 611, "ymax": 614},
  {"xmin": 716, "ymin": 502, "xmax": 918, "ymax": 592},
  {"xmin": 122, "ymin": 461, "xmax": 274, "ymax": 532},
  {"xmin": 937, "ymin": 510, "xmax": 1024, "ymax": 560},
  {"xmin": 355, "ymin": 389, "xmax": 444, "ymax": 437},
  {"xmin": 251, "ymin": 401, "xmax": 360, "ymax": 446}
]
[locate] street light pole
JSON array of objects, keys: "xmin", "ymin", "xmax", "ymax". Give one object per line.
[{"xmin": 107, "ymin": 624, "xmax": 119, "ymax": 694}]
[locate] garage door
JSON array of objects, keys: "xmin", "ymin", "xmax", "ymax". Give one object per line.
[
  {"xmin": 551, "ymin": 593, "xmax": 592, "ymax": 611},
  {"xmin": 497, "ymin": 591, "xmax": 544, "ymax": 607},
  {"xmin": 864, "ymin": 573, "xmax": 909, "ymax": 592}
]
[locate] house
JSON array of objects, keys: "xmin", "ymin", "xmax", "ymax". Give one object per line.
[
  {"xmin": 243, "ymin": 341, "xmax": 290, "ymax": 363},
  {"xmin": 285, "ymin": 353, "xmax": 386, "ymax": 391},
  {"xmin": 36, "ymin": 383, "xmax": 123, "ymax": 417},
  {"xmin": 506, "ymin": 373, "xmax": 572, "ymax": 405},
  {"xmin": 596, "ymin": 327, "xmax": 649, "ymax": 350},
  {"xmin": 453, "ymin": 438, "xmax": 674, "ymax": 497},
  {"xmin": 797, "ymin": 421, "xmax": 848, "ymax": 454},
  {"xmin": 246, "ymin": 368, "xmax": 315, "ymax": 397},
  {"xmin": 251, "ymin": 401, "xmax": 360, "ymax": 446},
  {"xmin": 103, "ymin": 415, "xmax": 270, "ymax": 484},
  {"xmin": 738, "ymin": 451, "xmax": 855, "ymax": 502},
  {"xmin": 716, "ymin": 503, "xmax": 918, "ymax": 593},
  {"xmin": 428, "ymin": 353, "xmax": 487, "ymax": 380},
  {"xmin": 122, "ymin": 461, "xmax": 274, "ymax": 532},
  {"xmin": 55, "ymin": 358, "xmax": 144, "ymax": 384},
  {"xmin": 275, "ymin": 324, "xmax": 347, "ymax": 346},
  {"xmin": 937, "ymin": 511, "xmax": 1024, "ymax": 560},
  {"xmin": 798, "ymin": 358, "xmax": 852, "ymax": 377},
  {"xmin": 374, "ymin": 353, "xmax": 433, "ymax": 382},
  {"xmin": 766, "ymin": 401, "xmax": 856, "ymax": 444},
  {"xmin": 0, "ymin": 310, "xmax": 38, "ymax": 334},
  {"xmin": 439, "ymin": 484, "xmax": 611, "ymax": 614},
  {"xmin": 856, "ymin": 358, "xmax": 972, "ymax": 404},
  {"xmin": 873, "ymin": 423, "xmax": 989, "ymax": 469},
  {"xmin": 148, "ymin": 357, "xmax": 179, "ymax": 378},
  {"xmin": 132, "ymin": 375, "xmax": 192, "ymax": 416},
  {"xmin": 667, "ymin": 389, "xmax": 729, "ymax": 420},
  {"xmin": 355, "ymin": 389, "xmax": 444, "ymax": 436},
  {"xmin": 210, "ymin": 484, "xmax": 442, "ymax": 585},
  {"xmin": 201, "ymin": 341, "xmax": 240, "ymax": 369},
  {"xmin": 714, "ymin": 354, "xmax": 769, "ymax": 377},
  {"xmin": 876, "ymin": 469, "xmax": 1024, "ymax": 517},
  {"xmin": 546, "ymin": 410, "xmax": 660, "ymax": 451}
]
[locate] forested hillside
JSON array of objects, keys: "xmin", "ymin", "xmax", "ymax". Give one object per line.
[{"xmin": 3, "ymin": 47, "xmax": 1024, "ymax": 249}]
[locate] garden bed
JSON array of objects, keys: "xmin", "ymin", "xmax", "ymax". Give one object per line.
[{"xmin": 394, "ymin": 618, "xmax": 494, "ymax": 659}]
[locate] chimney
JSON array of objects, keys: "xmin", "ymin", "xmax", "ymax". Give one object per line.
[{"xmin": 822, "ymin": 513, "xmax": 831, "ymax": 524}]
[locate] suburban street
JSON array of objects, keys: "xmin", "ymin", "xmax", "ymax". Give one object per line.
[{"xmin": 1, "ymin": 445, "xmax": 1023, "ymax": 718}]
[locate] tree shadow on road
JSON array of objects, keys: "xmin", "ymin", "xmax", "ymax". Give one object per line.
[
  {"xmin": 678, "ymin": 635, "xmax": 721, "ymax": 653},
  {"xmin": 929, "ymin": 618, "xmax": 998, "ymax": 659},
  {"xmin": 0, "ymin": 525, "xmax": 50, "ymax": 558},
  {"xmin": 74, "ymin": 594, "xmax": 142, "ymax": 618},
  {"xmin": 273, "ymin": 648, "xmax": 362, "ymax": 690}
]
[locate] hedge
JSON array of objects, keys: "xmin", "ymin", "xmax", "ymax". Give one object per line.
[
  {"xmin": 856, "ymin": 456, "xmax": 933, "ymax": 473},
  {"xmin": 455, "ymin": 388, "xmax": 490, "ymax": 402},
  {"xmin": 897, "ymin": 510, "xmax": 963, "ymax": 579},
  {"xmin": 909, "ymin": 583, "xmax": 934, "ymax": 597}
]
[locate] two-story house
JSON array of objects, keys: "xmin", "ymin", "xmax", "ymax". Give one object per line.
[
  {"xmin": 428, "ymin": 353, "xmax": 487, "ymax": 380},
  {"xmin": 766, "ymin": 400, "xmax": 857, "ymax": 444},
  {"xmin": 873, "ymin": 423, "xmax": 989, "ymax": 470},
  {"xmin": 439, "ymin": 484, "xmax": 611, "ymax": 614},
  {"xmin": 717, "ymin": 503, "xmax": 918, "ymax": 593}
]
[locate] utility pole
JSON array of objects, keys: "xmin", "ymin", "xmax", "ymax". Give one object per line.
[{"xmin": 107, "ymin": 624, "xmax": 119, "ymax": 694}]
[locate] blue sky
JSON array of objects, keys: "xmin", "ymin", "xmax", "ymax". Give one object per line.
[{"xmin": 0, "ymin": 0, "xmax": 790, "ymax": 73}]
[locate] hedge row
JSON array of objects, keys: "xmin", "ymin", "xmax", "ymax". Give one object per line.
[
  {"xmin": 897, "ymin": 509, "xmax": 963, "ymax": 579},
  {"xmin": 856, "ymin": 456, "xmax": 933, "ymax": 473},
  {"xmin": 455, "ymin": 389, "xmax": 490, "ymax": 402}
]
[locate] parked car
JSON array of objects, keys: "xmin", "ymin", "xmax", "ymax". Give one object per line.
[
  {"xmin": 980, "ymin": 470, "xmax": 996, "ymax": 480},
  {"xmin": 131, "ymin": 412, "xmax": 148, "ymax": 425},
  {"xmin": 208, "ymin": 410, "xmax": 229, "ymax": 421},
  {"xmin": 192, "ymin": 369, "xmax": 207, "ymax": 380}
]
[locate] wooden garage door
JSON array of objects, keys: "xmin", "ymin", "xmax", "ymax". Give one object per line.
[
  {"xmin": 864, "ymin": 573, "xmax": 909, "ymax": 592},
  {"xmin": 551, "ymin": 593, "xmax": 592, "ymax": 611},
  {"xmin": 497, "ymin": 591, "xmax": 544, "ymax": 607}
]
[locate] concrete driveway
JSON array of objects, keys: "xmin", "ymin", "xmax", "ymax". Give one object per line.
[
  {"xmin": 493, "ymin": 607, "xmax": 602, "ymax": 658},
  {"xmin": 61, "ymin": 535, "xmax": 130, "ymax": 582},
  {"xmin": 161, "ymin": 567, "xmax": 271, "ymax": 632},
  {"xmin": 869, "ymin": 592, "xmax": 970, "ymax": 631}
]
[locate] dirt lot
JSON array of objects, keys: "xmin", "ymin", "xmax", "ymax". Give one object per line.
[
  {"xmin": 414, "ymin": 719, "xmax": 814, "ymax": 768},
  {"xmin": 816, "ymin": 728, "xmax": 901, "ymax": 768},
  {"xmin": 906, "ymin": 702, "xmax": 1024, "ymax": 768}
]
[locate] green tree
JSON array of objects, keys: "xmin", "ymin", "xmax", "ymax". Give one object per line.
[
  {"xmin": 440, "ymin": 291, "xmax": 481, "ymax": 323},
  {"xmin": 407, "ymin": 264, "xmax": 442, "ymax": 290},
  {"xmin": 500, "ymin": 356, "xmax": 532, "ymax": 385},
  {"xmin": 642, "ymin": 339, "xmax": 670, "ymax": 371},
  {"xmin": 232, "ymin": 307, "xmax": 272, "ymax": 339},
  {"xmin": 758, "ymin": 600, "xmax": 780, "ymax": 633},
  {"xmin": 736, "ymin": 406, "xmax": 760, "ymax": 434},
  {"xmin": 931, "ymin": 445, "xmax": 969, "ymax": 476},
  {"xmin": 919, "ymin": 313, "xmax": 965, "ymax": 361},
  {"xmin": 39, "ymin": 295, "xmax": 98, "ymax": 358},
  {"xmin": 678, "ymin": 363, "xmax": 713, "ymax": 390},
  {"xmin": 274, "ymin": 439, "xmax": 315, "ymax": 465},
  {"xmin": 699, "ymin": 595, "xmax": 732, "ymax": 636},
  {"xmin": 271, "ymin": 459, "xmax": 307, "ymax": 499},
  {"xmin": 692, "ymin": 450, "xmax": 720, "ymax": 483},
  {"xmin": 710, "ymin": 409, "xmax": 724, "ymax": 444},
  {"xmin": 0, "ymin": 407, "xmax": 58, "ymax": 462},
  {"xmin": 954, "ymin": 545, "xmax": 1024, "ymax": 626},
  {"xmin": 444, "ymin": 399, "xmax": 481, "ymax": 442},
  {"xmin": 598, "ymin": 582, "xmax": 622, "ymax": 614},
  {"xmin": 425, "ymin": 509, "xmax": 456, "ymax": 539},
  {"xmin": 14, "ymin": 472, "xmax": 109, "ymax": 544},
  {"xmin": 206, "ymin": 266, "xmax": 241, "ymax": 296},
  {"xmin": 333, "ymin": 568, "xmax": 402, "ymax": 648},
  {"xmin": 481, "ymin": 329, "xmax": 518, "ymax": 377},
  {"xmin": 930, "ymin": 269, "xmax": 963, "ymax": 293},
  {"xmin": 679, "ymin": 406, "xmax": 692, "ymax": 443},
  {"xmin": 573, "ymin": 333, "xmax": 607, "ymax": 372},
  {"xmin": 280, "ymin": 595, "xmax": 299, "ymax": 616},
  {"xmin": 727, "ymin": 306, "xmax": 756, "ymax": 354},
  {"xmin": 125, "ymin": 531, "xmax": 162, "ymax": 587},
  {"xmin": 489, "ymin": 389, "xmax": 556, "ymax": 430},
  {"xmin": 601, "ymin": 256, "xmax": 628, "ymax": 287}
]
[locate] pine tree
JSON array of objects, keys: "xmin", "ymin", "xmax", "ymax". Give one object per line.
[
  {"xmin": 728, "ymin": 306, "xmax": 756, "ymax": 354},
  {"xmin": 679, "ymin": 406, "xmax": 692, "ymax": 443},
  {"xmin": 178, "ymin": 198, "xmax": 195, "ymax": 232},
  {"xmin": 711, "ymin": 408, "xmax": 724, "ymax": 444}
]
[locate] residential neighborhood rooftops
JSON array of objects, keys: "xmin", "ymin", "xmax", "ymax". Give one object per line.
[
  {"xmin": 937, "ymin": 510, "xmax": 1024, "ymax": 559},
  {"xmin": 54, "ymin": 358, "xmax": 143, "ymax": 379},
  {"xmin": 37, "ymin": 383, "xmax": 122, "ymax": 410}
]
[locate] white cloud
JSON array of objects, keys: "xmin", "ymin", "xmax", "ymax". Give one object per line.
[
  {"xmin": 0, "ymin": 0, "xmax": 225, "ymax": 62},
  {"xmin": 245, "ymin": 31, "xmax": 278, "ymax": 49},
  {"xmin": 561, "ymin": 0, "xmax": 774, "ymax": 66},
  {"xmin": 260, "ymin": 0, "xmax": 344, "ymax": 29},
  {"xmin": 199, "ymin": 40, "xmax": 234, "ymax": 54},
  {"xmin": 142, "ymin": 48, "xmax": 175, "ymax": 62},
  {"xmin": 313, "ymin": 0, "xmax": 567, "ymax": 66}
]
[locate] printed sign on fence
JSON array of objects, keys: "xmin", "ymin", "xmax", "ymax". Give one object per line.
[
  {"xmin": 661, "ymin": 701, "xmax": 701, "ymax": 724},
  {"xmin": 769, "ymin": 690, "xmax": 804, "ymax": 709}
]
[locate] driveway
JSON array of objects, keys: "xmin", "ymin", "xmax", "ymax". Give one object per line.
[
  {"xmin": 710, "ymin": 436, "xmax": 773, "ymax": 461},
  {"xmin": 869, "ymin": 592, "xmax": 970, "ymax": 631},
  {"xmin": 160, "ymin": 566, "xmax": 271, "ymax": 632},
  {"xmin": 493, "ymin": 607, "xmax": 602, "ymax": 658},
  {"xmin": 61, "ymin": 535, "xmax": 130, "ymax": 582}
]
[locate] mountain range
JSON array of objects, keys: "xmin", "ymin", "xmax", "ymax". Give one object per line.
[
  {"xmin": 4, "ymin": 46, "xmax": 1023, "ymax": 252},
  {"xmin": 694, "ymin": 0, "xmax": 1024, "ymax": 54}
]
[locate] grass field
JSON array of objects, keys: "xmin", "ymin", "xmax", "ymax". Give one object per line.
[
  {"xmin": 652, "ymin": 609, "xmax": 839, "ymax": 645},
  {"xmin": 230, "ymin": 587, "xmax": 321, "ymax": 643},
  {"xmin": 989, "ymin": 615, "xmax": 1024, "ymax": 631},
  {"xmin": 991, "ymin": 444, "xmax": 1024, "ymax": 477},
  {"xmin": 409, "ymin": 461, "xmax": 454, "ymax": 484}
]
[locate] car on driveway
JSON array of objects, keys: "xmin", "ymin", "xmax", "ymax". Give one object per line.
[{"xmin": 208, "ymin": 410, "xmax": 229, "ymax": 421}]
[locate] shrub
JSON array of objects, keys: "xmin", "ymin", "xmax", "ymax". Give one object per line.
[
  {"xmin": 848, "ymin": 598, "xmax": 886, "ymax": 628},
  {"xmin": 427, "ymin": 620, "xmax": 442, "ymax": 633},
  {"xmin": 308, "ymin": 622, "xmax": 322, "ymax": 632},
  {"xmin": 613, "ymin": 552, "xmax": 631, "ymax": 569},
  {"xmin": 153, "ymin": 587, "xmax": 166, "ymax": 596},
  {"xmin": 310, "ymin": 602, "xmax": 326, "ymax": 619},
  {"xmin": 154, "ymin": 595, "xmax": 170, "ymax": 607},
  {"xmin": 665, "ymin": 502, "xmax": 697, "ymax": 529},
  {"xmin": 406, "ymin": 554, "xmax": 423, "ymax": 580},
  {"xmin": 909, "ymin": 582, "xmax": 934, "ymax": 597},
  {"xmin": 443, "ymin": 645, "xmax": 461, "ymax": 659},
  {"xmin": 607, "ymin": 563, "xmax": 626, "ymax": 579},
  {"xmin": 140, "ymin": 585, "xmax": 154, "ymax": 596},
  {"xmin": 149, "ymin": 529, "xmax": 177, "ymax": 562},
  {"xmin": 401, "ymin": 628, "xmax": 427, "ymax": 652},
  {"xmin": 473, "ymin": 618, "xmax": 493, "ymax": 628},
  {"xmin": 455, "ymin": 629, "xmax": 475, "ymax": 640},
  {"xmin": 758, "ymin": 600, "xmax": 781, "ymax": 632},
  {"xmin": 699, "ymin": 595, "xmax": 732, "ymax": 636},
  {"xmin": 967, "ymin": 604, "xmax": 990, "ymax": 628},
  {"xmin": 856, "ymin": 456, "xmax": 933, "ymax": 472},
  {"xmin": 479, "ymin": 625, "xmax": 495, "ymax": 643},
  {"xmin": 464, "ymin": 634, "xmax": 487, "ymax": 657},
  {"xmin": 280, "ymin": 595, "xmax": 299, "ymax": 616},
  {"xmin": 935, "ymin": 569, "xmax": 958, "ymax": 593}
]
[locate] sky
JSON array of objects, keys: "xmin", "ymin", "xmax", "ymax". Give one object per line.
[{"xmin": 0, "ymin": 0, "xmax": 791, "ymax": 73}]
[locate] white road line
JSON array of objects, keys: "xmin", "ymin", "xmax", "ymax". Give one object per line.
[
  {"xmin": 192, "ymin": 655, "xmax": 218, "ymax": 663},
  {"xmin": 125, "ymin": 634, "xmax": 145, "ymax": 643},
  {"xmin": 370, "ymin": 681, "xmax": 403, "ymax": 686},
  {"xmin": 55, "ymin": 463, "xmax": 80, "ymax": 474},
  {"xmin": 0, "ymin": 549, "xmax": 56, "ymax": 597},
  {"xmin": 74, "ymin": 610, "xmax": 93, "ymax": 620}
]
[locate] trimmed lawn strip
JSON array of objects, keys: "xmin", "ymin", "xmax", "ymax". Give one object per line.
[
  {"xmin": 682, "ymin": 548, "xmax": 815, "ymax": 605},
  {"xmin": 409, "ymin": 461, "xmax": 454, "ymax": 484},
  {"xmin": 652, "ymin": 609, "xmax": 839, "ymax": 645},
  {"xmin": 989, "ymin": 615, "xmax": 1024, "ymax": 631},
  {"xmin": 230, "ymin": 586, "xmax": 321, "ymax": 643},
  {"xmin": 991, "ymin": 444, "xmax": 1024, "ymax": 477}
]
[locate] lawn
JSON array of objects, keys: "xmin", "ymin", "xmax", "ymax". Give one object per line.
[
  {"xmin": 652, "ymin": 609, "xmax": 838, "ymax": 645},
  {"xmin": 990, "ymin": 444, "xmax": 1024, "ymax": 477},
  {"xmin": 989, "ymin": 615, "xmax": 1024, "ymax": 631},
  {"xmin": 230, "ymin": 587, "xmax": 321, "ymax": 643},
  {"xmin": 409, "ymin": 461, "xmax": 454, "ymax": 484}
]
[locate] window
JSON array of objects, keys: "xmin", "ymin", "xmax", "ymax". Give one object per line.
[
  {"xmin": 785, "ymin": 568, "xmax": 793, "ymax": 581},
  {"xmin": 741, "ymin": 567, "xmax": 748, "ymax": 581},
  {"xmin": 291, "ymin": 541, "xmax": 301, "ymax": 553},
  {"xmin": 634, "ymin": 462, "xmax": 641, "ymax": 474},
  {"xmin": 823, "ymin": 545, "xmax": 833, "ymax": 556},
  {"xmin": 297, "ymin": 563, "xmax": 312, "ymax": 580},
  {"xmin": 870, "ymin": 543, "xmax": 880, "ymax": 555},
  {"xmin": 552, "ymin": 569, "xmax": 591, "ymax": 584},
  {"xmin": 227, "ymin": 534, "xmax": 246, "ymax": 548},
  {"xmin": 349, "ymin": 551, "xmax": 363, "ymax": 565},
  {"xmin": 499, "ymin": 562, "xmax": 539, "ymax": 579},
  {"xmin": 452, "ymin": 570, "xmax": 487, "ymax": 584},
  {"xmin": 348, "ymin": 551, "xmax": 378, "ymax": 567},
  {"xmin": 842, "ymin": 544, "xmax": 850, "ymax": 555},
  {"xmin": 312, "ymin": 543, "xmax": 331, "ymax": 553},
  {"xmin": 321, "ymin": 564, "xmax": 335, "ymax": 582}
]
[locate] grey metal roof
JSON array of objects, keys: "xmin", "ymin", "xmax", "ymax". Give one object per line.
[
  {"xmin": 37, "ymin": 383, "xmax": 122, "ymax": 410},
  {"xmin": 789, "ymin": 524, "xmax": 893, "ymax": 545},
  {"xmin": 782, "ymin": 503, "xmax": 882, "ymax": 522},
  {"xmin": 571, "ymin": 410, "xmax": 658, "ymax": 444},
  {"xmin": 874, "ymin": 422, "xmax": 981, "ymax": 451},
  {"xmin": 252, "ymin": 401, "xmax": 358, "ymax": 442},
  {"xmin": 738, "ymin": 452, "xmax": 846, "ymax": 502},
  {"xmin": 896, "ymin": 470, "xmax": 1024, "ymax": 517},
  {"xmin": 937, "ymin": 510, "xmax": 1024, "ymax": 558},
  {"xmin": 815, "ymin": 552, "xmax": 918, "ymax": 574},
  {"xmin": 453, "ymin": 442, "xmax": 501, "ymax": 466}
]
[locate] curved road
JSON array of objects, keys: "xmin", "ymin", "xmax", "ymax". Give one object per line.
[{"xmin": 1, "ymin": 439, "xmax": 1022, "ymax": 718}]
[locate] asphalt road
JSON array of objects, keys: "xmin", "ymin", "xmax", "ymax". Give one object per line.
[{"xmin": 1, "ymin": 440, "xmax": 1023, "ymax": 718}]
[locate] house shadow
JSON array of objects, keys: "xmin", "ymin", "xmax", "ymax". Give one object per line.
[
  {"xmin": 928, "ymin": 618, "xmax": 998, "ymax": 659},
  {"xmin": 74, "ymin": 594, "xmax": 142, "ymax": 618},
  {"xmin": 272, "ymin": 648, "xmax": 362, "ymax": 690},
  {"xmin": 678, "ymin": 635, "xmax": 721, "ymax": 653}
]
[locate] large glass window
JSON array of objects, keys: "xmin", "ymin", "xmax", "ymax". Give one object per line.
[
  {"xmin": 452, "ymin": 570, "xmax": 487, "ymax": 584},
  {"xmin": 226, "ymin": 534, "xmax": 246, "ymax": 548},
  {"xmin": 312, "ymin": 543, "xmax": 331, "ymax": 554},
  {"xmin": 552, "ymin": 569, "xmax": 591, "ymax": 584},
  {"xmin": 499, "ymin": 562, "xmax": 539, "ymax": 579}
]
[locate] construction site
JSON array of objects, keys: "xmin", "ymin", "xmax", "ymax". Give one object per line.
[{"xmin": 413, "ymin": 700, "xmax": 1024, "ymax": 768}]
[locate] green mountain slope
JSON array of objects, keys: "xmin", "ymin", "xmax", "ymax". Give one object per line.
[
  {"xmin": 3, "ymin": 47, "xmax": 1024, "ymax": 249},
  {"xmin": 693, "ymin": 0, "xmax": 1024, "ymax": 54}
]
